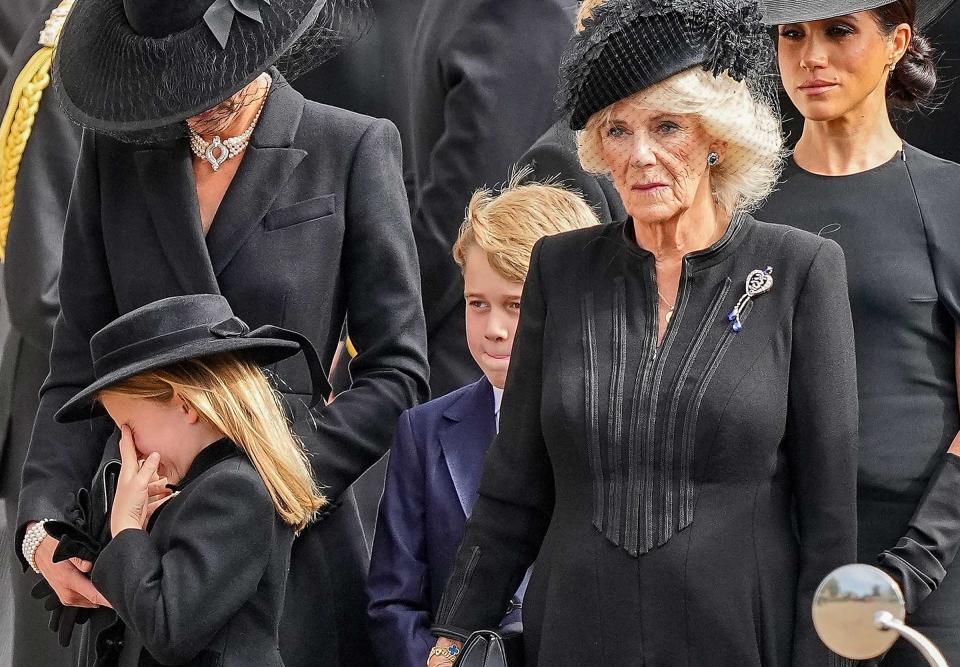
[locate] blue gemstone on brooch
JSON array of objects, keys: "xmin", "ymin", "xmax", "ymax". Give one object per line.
[
  {"xmin": 728, "ymin": 266, "xmax": 774, "ymax": 333},
  {"xmin": 448, "ymin": 646, "xmax": 460, "ymax": 656}
]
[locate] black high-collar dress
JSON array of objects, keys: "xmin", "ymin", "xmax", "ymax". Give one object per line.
[
  {"xmin": 432, "ymin": 215, "xmax": 859, "ymax": 666},
  {"xmin": 760, "ymin": 145, "xmax": 960, "ymax": 665}
]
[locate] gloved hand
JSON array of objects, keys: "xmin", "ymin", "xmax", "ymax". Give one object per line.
[{"xmin": 879, "ymin": 455, "xmax": 960, "ymax": 613}]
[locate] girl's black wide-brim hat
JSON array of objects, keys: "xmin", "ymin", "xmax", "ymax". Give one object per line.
[
  {"xmin": 52, "ymin": 0, "xmax": 371, "ymax": 134},
  {"xmin": 56, "ymin": 294, "xmax": 331, "ymax": 423},
  {"xmin": 760, "ymin": 0, "xmax": 955, "ymax": 27}
]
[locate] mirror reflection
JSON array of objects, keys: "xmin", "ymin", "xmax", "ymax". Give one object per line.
[{"xmin": 812, "ymin": 564, "xmax": 906, "ymax": 660}]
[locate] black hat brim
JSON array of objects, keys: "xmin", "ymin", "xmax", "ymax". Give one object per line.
[
  {"xmin": 762, "ymin": 0, "xmax": 955, "ymax": 28},
  {"xmin": 56, "ymin": 337, "xmax": 301, "ymax": 423},
  {"xmin": 52, "ymin": 0, "xmax": 325, "ymax": 133}
]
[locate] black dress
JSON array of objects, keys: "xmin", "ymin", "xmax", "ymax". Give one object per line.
[
  {"xmin": 433, "ymin": 215, "xmax": 859, "ymax": 666},
  {"xmin": 759, "ymin": 146, "xmax": 960, "ymax": 665}
]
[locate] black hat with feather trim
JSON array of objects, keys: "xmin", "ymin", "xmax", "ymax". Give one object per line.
[{"xmin": 558, "ymin": 0, "xmax": 777, "ymax": 130}]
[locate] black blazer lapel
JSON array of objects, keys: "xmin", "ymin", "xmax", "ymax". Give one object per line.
[
  {"xmin": 206, "ymin": 79, "xmax": 308, "ymax": 276},
  {"xmin": 438, "ymin": 378, "xmax": 496, "ymax": 516},
  {"xmin": 135, "ymin": 143, "xmax": 219, "ymax": 295}
]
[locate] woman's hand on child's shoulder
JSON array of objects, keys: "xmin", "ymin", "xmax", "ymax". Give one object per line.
[{"xmin": 111, "ymin": 425, "xmax": 175, "ymax": 537}]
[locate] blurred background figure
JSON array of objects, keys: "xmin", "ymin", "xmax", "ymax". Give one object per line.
[
  {"xmin": 0, "ymin": 0, "xmax": 46, "ymax": 82},
  {"xmin": 0, "ymin": 2, "xmax": 81, "ymax": 666},
  {"xmin": 407, "ymin": 0, "xmax": 575, "ymax": 397},
  {"xmin": 518, "ymin": 0, "xmax": 625, "ymax": 226},
  {"xmin": 292, "ymin": 0, "xmax": 422, "ymax": 169}
]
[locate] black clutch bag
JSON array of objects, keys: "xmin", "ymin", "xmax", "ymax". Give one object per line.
[{"xmin": 455, "ymin": 630, "xmax": 524, "ymax": 667}]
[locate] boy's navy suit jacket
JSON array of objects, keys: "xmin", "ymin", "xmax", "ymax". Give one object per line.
[{"xmin": 367, "ymin": 377, "xmax": 524, "ymax": 667}]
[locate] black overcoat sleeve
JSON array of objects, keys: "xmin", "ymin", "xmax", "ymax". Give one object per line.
[
  {"xmin": 783, "ymin": 240, "xmax": 859, "ymax": 666},
  {"xmin": 431, "ymin": 240, "xmax": 554, "ymax": 639},
  {"xmin": 90, "ymin": 467, "xmax": 283, "ymax": 665},
  {"xmin": 292, "ymin": 118, "xmax": 430, "ymax": 501},
  {"xmin": 16, "ymin": 129, "xmax": 117, "ymax": 559}
]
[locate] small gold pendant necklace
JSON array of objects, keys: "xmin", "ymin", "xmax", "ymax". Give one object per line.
[{"xmin": 658, "ymin": 290, "xmax": 676, "ymax": 324}]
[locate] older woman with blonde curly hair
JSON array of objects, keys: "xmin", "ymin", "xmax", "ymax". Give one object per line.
[{"xmin": 426, "ymin": 0, "xmax": 860, "ymax": 665}]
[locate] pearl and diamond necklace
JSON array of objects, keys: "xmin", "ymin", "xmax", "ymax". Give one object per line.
[{"xmin": 189, "ymin": 79, "xmax": 270, "ymax": 172}]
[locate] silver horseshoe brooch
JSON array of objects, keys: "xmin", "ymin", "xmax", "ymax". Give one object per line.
[{"xmin": 728, "ymin": 266, "xmax": 773, "ymax": 333}]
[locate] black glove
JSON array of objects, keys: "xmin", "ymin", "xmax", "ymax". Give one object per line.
[
  {"xmin": 32, "ymin": 459, "xmax": 121, "ymax": 648},
  {"xmin": 879, "ymin": 454, "xmax": 960, "ymax": 613},
  {"xmin": 30, "ymin": 577, "xmax": 93, "ymax": 647}
]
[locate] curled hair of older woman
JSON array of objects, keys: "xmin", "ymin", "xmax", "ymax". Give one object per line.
[
  {"xmin": 453, "ymin": 165, "xmax": 600, "ymax": 283},
  {"xmin": 98, "ymin": 352, "xmax": 326, "ymax": 531},
  {"xmin": 577, "ymin": 67, "xmax": 786, "ymax": 215}
]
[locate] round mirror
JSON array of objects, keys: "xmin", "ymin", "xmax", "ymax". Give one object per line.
[{"xmin": 812, "ymin": 564, "xmax": 905, "ymax": 660}]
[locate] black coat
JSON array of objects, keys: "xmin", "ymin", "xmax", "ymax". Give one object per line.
[
  {"xmin": 517, "ymin": 119, "xmax": 626, "ymax": 225},
  {"xmin": 434, "ymin": 217, "xmax": 859, "ymax": 665},
  {"xmin": 17, "ymin": 76, "xmax": 430, "ymax": 667},
  {"xmin": 408, "ymin": 0, "xmax": 574, "ymax": 396},
  {"xmin": 0, "ymin": 3, "xmax": 81, "ymax": 665},
  {"xmin": 90, "ymin": 440, "xmax": 292, "ymax": 666},
  {"xmin": 0, "ymin": 0, "xmax": 47, "ymax": 83}
]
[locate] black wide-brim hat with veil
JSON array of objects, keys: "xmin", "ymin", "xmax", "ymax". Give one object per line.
[
  {"xmin": 558, "ymin": 0, "xmax": 778, "ymax": 131},
  {"xmin": 761, "ymin": 0, "xmax": 955, "ymax": 28},
  {"xmin": 52, "ymin": 0, "xmax": 371, "ymax": 137}
]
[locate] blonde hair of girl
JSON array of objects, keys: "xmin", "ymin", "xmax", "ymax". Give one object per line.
[{"xmin": 99, "ymin": 352, "xmax": 325, "ymax": 531}]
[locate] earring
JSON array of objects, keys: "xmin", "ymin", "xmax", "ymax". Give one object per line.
[
  {"xmin": 890, "ymin": 60, "xmax": 897, "ymax": 72},
  {"xmin": 707, "ymin": 152, "xmax": 720, "ymax": 167}
]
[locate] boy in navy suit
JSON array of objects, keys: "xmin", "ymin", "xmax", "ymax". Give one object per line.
[{"xmin": 366, "ymin": 170, "xmax": 598, "ymax": 666}]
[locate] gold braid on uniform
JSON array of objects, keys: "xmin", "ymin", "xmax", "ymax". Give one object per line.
[{"xmin": 0, "ymin": 0, "xmax": 74, "ymax": 261}]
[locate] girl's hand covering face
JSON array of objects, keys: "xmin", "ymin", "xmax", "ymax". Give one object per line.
[{"xmin": 111, "ymin": 425, "xmax": 175, "ymax": 537}]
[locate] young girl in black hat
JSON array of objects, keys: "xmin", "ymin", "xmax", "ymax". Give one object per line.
[{"xmin": 41, "ymin": 294, "xmax": 326, "ymax": 666}]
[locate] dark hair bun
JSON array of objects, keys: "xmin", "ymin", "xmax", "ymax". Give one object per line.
[{"xmin": 888, "ymin": 33, "xmax": 938, "ymax": 110}]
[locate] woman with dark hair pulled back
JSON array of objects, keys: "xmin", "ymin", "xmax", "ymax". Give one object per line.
[{"xmin": 759, "ymin": 0, "xmax": 960, "ymax": 663}]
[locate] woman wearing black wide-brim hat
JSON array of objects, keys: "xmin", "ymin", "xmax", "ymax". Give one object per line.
[
  {"xmin": 15, "ymin": 1, "xmax": 430, "ymax": 665},
  {"xmin": 758, "ymin": 0, "xmax": 960, "ymax": 663}
]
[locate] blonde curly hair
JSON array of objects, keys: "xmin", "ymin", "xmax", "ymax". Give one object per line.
[{"xmin": 577, "ymin": 67, "xmax": 785, "ymax": 214}]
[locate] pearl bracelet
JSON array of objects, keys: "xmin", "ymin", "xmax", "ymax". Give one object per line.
[{"xmin": 22, "ymin": 520, "xmax": 51, "ymax": 574}]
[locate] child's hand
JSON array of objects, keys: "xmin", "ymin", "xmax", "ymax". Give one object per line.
[{"xmin": 111, "ymin": 426, "xmax": 171, "ymax": 537}]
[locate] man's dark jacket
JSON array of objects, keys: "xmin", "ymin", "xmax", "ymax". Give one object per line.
[{"xmin": 407, "ymin": 0, "xmax": 574, "ymax": 396}]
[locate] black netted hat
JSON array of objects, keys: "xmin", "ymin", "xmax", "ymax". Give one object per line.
[
  {"xmin": 53, "ymin": 0, "xmax": 371, "ymax": 135},
  {"xmin": 559, "ymin": 0, "xmax": 776, "ymax": 130},
  {"xmin": 760, "ymin": 0, "xmax": 955, "ymax": 27}
]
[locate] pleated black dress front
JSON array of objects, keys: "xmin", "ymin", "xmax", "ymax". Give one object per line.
[
  {"xmin": 433, "ymin": 215, "xmax": 859, "ymax": 666},
  {"xmin": 759, "ymin": 145, "xmax": 960, "ymax": 665}
]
